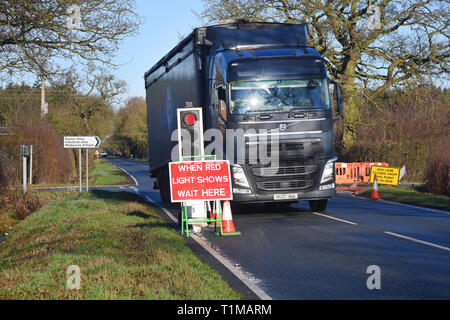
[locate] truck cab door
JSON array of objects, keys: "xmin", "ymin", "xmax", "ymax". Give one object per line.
[{"xmin": 215, "ymin": 83, "xmax": 227, "ymax": 134}]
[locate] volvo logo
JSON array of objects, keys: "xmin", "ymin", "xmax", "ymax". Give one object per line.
[{"xmin": 279, "ymin": 124, "xmax": 287, "ymax": 131}]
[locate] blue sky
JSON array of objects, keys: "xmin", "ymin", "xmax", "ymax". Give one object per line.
[{"xmin": 113, "ymin": 0, "xmax": 205, "ymax": 105}]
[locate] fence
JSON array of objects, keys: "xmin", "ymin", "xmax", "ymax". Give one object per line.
[{"xmin": 336, "ymin": 162, "xmax": 388, "ymax": 185}]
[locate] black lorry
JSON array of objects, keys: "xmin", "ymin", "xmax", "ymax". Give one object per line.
[{"xmin": 144, "ymin": 21, "xmax": 343, "ymax": 211}]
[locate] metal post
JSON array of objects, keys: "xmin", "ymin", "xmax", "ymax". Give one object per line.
[
  {"xmin": 86, "ymin": 148, "xmax": 89, "ymax": 192},
  {"xmin": 41, "ymin": 76, "xmax": 46, "ymax": 118},
  {"xmin": 29, "ymin": 145, "xmax": 33, "ymax": 185},
  {"xmin": 79, "ymin": 148, "xmax": 82, "ymax": 192},
  {"xmin": 23, "ymin": 155, "xmax": 27, "ymax": 194}
]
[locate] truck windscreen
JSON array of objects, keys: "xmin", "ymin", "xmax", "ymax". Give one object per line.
[{"xmin": 229, "ymin": 79, "xmax": 331, "ymax": 115}]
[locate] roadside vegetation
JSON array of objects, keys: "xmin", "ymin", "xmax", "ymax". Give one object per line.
[
  {"xmin": 0, "ymin": 156, "xmax": 131, "ymax": 234},
  {"xmin": 357, "ymin": 186, "xmax": 450, "ymax": 211},
  {"xmin": 0, "ymin": 0, "xmax": 142, "ymax": 195},
  {"xmin": 0, "ymin": 191, "xmax": 242, "ymax": 300},
  {"xmin": 89, "ymin": 158, "xmax": 132, "ymax": 186},
  {"xmin": 336, "ymin": 86, "xmax": 449, "ymax": 189},
  {"xmin": 0, "ymin": 191, "xmax": 68, "ymax": 235},
  {"xmin": 105, "ymin": 97, "xmax": 149, "ymax": 159}
]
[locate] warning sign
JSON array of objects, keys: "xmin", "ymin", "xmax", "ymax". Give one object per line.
[
  {"xmin": 169, "ymin": 160, "xmax": 233, "ymax": 202},
  {"xmin": 370, "ymin": 166, "xmax": 400, "ymax": 186}
]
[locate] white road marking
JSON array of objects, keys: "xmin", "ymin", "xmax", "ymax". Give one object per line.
[
  {"xmin": 385, "ymin": 231, "xmax": 450, "ymax": 252},
  {"xmin": 341, "ymin": 194, "xmax": 450, "ymax": 216},
  {"xmin": 378, "ymin": 200, "xmax": 450, "ymax": 215},
  {"xmin": 143, "ymin": 195, "xmax": 272, "ymax": 300},
  {"xmin": 110, "ymin": 161, "xmax": 139, "ymax": 186},
  {"xmin": 311, "ymin": 212, "xmax": 358, "ymax": 226}
]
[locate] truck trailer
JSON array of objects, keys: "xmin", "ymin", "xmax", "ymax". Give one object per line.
[{"xmin": 144, "ymin": 20, "xmax": 343, "ymax": 211}]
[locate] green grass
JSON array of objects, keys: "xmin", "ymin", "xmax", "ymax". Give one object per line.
[
  {"xmin": 89, "ymin": 158, "xmax": 132, "ymax": 186},
  {"xmin": 24, "ymin": 158, "xmax": 132, "ymax": 189},
  {"xmin": 0, "ymin": 191, "xmax": 69, "ymax": 235},
  {"xmin": 357, "ymin": 186, "xmax": 450, "ymax": 211},
  {"xmin": 0, "ymin": 191, "xmax": 242, "ymax": 300}
]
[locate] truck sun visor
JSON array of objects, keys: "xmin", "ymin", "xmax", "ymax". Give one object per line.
[
  {"xmin": 228, "ymin": 57, "xmax": 326, "ymax": 81},
  {"xmin": 206, "ymin": 23, "xmax": 308, "ymax": 50}
]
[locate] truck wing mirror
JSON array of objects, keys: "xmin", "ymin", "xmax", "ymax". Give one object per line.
[
  {"xmin": 330, "ymin": 80, "xmax": 344, "ymax": 120},
  {"xmin": 216, "ymin": 85, "xmax": 226, "ymax": 102}
]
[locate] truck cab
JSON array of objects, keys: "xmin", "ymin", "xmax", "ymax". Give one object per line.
[
  {"xmin": 144, "ymin": 21, "xmax": 343, "ymax": 211},
  {"xmin": 204, "ymin": 23, "xmax": 343, "ymax": 210}
]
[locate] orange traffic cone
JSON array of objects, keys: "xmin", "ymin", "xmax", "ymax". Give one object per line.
[
  {"xmin": 219, "ymin": 201, "xmax": 241, "ymax": 236},
  {"xmin": 371, "ymin": 175, "xmax": 380, "ymax": 200},
  {"xmin": 208, "ymin": 201, "xmax": 219, "ymax": 227}
]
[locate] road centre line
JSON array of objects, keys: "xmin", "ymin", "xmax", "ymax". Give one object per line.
[
  {"xmin": 143, "ymin": 195, "xmax": 272, "ymax": 300},
  {"xmin": 311, "ymin": 212, "xmax": 358, "ymax": 226},
  {"xmin": 385, "ymin": 231, "xmax": 450, "ymax": 252}
]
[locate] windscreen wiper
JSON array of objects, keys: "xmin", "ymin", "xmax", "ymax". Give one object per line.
[
  {"xmin": 244, "ymin": 109, "xmax": 276, "ymax": 121},
  {"xmin": 243, "ymin": 109, "xmax": 252, "ymax": 120},
  {"xmin": 288, "ymin": 107, "xmax": 306, "ymax": 118},
  {"xmin": 307, "ymin": 79, "xmax": 319, "ymax": 89}
]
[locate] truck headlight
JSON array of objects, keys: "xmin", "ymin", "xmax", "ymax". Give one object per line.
[
  {"xmin": 320, "ymin": 157, "xmax": 337, "ymax": 184},
  {"xmin": 232, "ymin": 165, "xmax": 250, "ymax": 188}
]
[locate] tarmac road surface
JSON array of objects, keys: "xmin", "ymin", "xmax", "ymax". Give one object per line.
[{"xmin": 107, "ymin": 158, "xmax": 450, "ymax": 300}]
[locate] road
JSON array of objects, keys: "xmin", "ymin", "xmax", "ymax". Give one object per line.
[{"xmin": 107, "ymin": 157, "xmax": 450, "ymax": 300}]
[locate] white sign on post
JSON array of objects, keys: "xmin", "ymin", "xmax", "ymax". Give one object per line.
[
  {"xmin": 64, "ymin": 136, "xmax": 101, "ymax": 149},
  {"xmin": 64, "ymin": 136, "xmax": 102, "ymax": 192}
]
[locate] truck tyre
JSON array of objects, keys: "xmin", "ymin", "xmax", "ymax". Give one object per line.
[
  {"xmin": 230, "ymin": 203, "xmax": 242, "ymax": 215},
  {"xmin": 178, "ymin": 210, "xmax": 182, "ymax": 226},
  {"xmin": 309, "ymin": 199, "xmax": 328, "ymax": 212},
  {"xmin": 158, "ymin": 167, "xmax": 171, "ymax": 204}
]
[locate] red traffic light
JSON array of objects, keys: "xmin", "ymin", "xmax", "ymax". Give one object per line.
[{"xmin": 183, "ymin": 113, "xmax": 197, "ymax": 126}]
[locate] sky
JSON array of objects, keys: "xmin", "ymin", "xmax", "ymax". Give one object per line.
[{"xmin": 112, "ymin": 0, "xmax": 205, "ymax": 106}]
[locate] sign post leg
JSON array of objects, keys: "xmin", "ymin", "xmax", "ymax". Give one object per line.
[
  {"xmin": 79, "ymin": 148, "xmax": 82, "ymax": 192},
  {"xmin": 86, "ymin": 148, "xmax": 89, "ymax": 192},
  {"xmin": 23, "ymin": 155, "xmax": 27, "ymax": 194},
  {"xmin": 29, "ymin": 145, "xmax": 33, "ymax": 185}
]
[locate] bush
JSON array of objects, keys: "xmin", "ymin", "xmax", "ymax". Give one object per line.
[
  {"xmin": 0, "ymin": 152, "xmax": 15, "ymax": 192},
  {"xmin": 8, "ymin": 192, "xmax": 47, "ymax": 220},
  {"xmin": 337, "ymin": 86, "xmax": 449, "ymax": 183},
  {"xmin": 1, "ymin": 122, "xmax": 75, "ymax": 185},
  {"xmin": 424, "ymin": 145, "xmax": 450, "ymax": 196}
]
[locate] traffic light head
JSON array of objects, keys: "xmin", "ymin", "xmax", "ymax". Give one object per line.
[{"xmin": 177, "ymin": 108, "xmax": 204, "ymax": 160}]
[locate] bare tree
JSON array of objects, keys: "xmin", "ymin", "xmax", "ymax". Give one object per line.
[
  {"xmin": 197, "ymin": 0, "xmax": 449, "ymax": 148},
  {"xmin": 0, "ymin": 0, "xmax": 142, "ymax": 78}
]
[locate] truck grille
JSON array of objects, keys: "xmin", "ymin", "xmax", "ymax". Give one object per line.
[
  {"xmin": 252, "ymin": 165, "xmax": 317, "ymax": 177},
  {"xmin": 256, "ymin": 179, "xmax": 314, "ymax": 191}
]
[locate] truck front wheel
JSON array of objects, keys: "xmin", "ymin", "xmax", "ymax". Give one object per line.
[
  {"xmin": 158, "ymin": 167, "xmax": 171, "ymax": 203},
  {"xmin": 309, "ymin": 199, "xmax": 328, "ymax": 212}
]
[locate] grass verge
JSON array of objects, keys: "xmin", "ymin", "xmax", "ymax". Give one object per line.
[
  {"xmin": 0, "ymin": 191, "xmax": 68, "ymax": 235},
  {"xmin": 0, "ymin": 191, "xmax": 242, "ymax": 300},
  {"xmin": 89, "ymin": 158, "xmax": 132, "ymax": 186},
  {"xmin": 24, "ymin": 158, "xmax": 132, "ymax": 189},
  {"xmin": 356, "ymin": 186, "xmax": 450, "ymax": 211}
]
